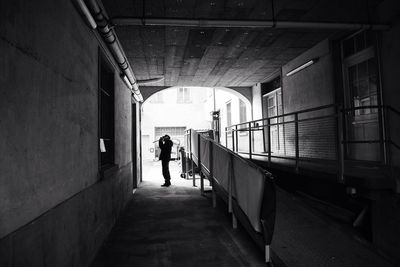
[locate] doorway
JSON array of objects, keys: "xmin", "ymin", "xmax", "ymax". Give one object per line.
[{"xmin": 342, "ymin": 31, "xmax": 382, "ymax": 161}]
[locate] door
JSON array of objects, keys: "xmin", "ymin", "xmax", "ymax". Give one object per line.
[
  {"xmin": 262, "ymin": 88, "xmax": 283, "ymax": 154},
  {"xmin": 343, "ymin": 35, "xmax": 381, "ymax": 161}
]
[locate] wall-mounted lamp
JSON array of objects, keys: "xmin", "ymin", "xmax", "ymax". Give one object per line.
[
  {"xmin": 286, "ymin": 58, "xmax": 318, "ymax": 77},
  {"xmin": 75, "ymin": 0, "xmax": 97, "ymax": 29}
]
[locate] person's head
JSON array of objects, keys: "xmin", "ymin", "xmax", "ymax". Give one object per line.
[{"xmin": 164, "ymin": 135, "xmax": 170, "ymax": 140}]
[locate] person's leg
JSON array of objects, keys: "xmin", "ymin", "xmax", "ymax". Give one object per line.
[
  {"xmin": 165, "ymin": 160, "xmax": 171, "ymax": 185},
  {"xmin": 162, "ymin": 160, "xmax": 171, "ymax": 186}
]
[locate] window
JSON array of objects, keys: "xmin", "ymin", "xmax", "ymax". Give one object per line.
[
  {"xmin": 99, "ymin": 53, "xmax": 115, "ymax": 167},
  {"xmin": 150, "ymin": 91, "xmax": 163, "ymax": 103},
  {"xmin": 342, "ymin": 31, "xmax": 379, "ymax": 117},
  {"xmin": 239, "ymin": 99, "xmax": 247, "ymax": 131},
  {"xmin": 155, "ymin": 127, "xmax": 186, "ymax": 140},
  {"xmin": 239, "ymin": 99, "xmax": 247, "ymax": 123},
  {"xmin": 154, "ymin": 127, "xmax": 186, "ymax": 159},
  {"xmin": 342, "ymin": 30, "xmax": 381, "ymax": 161},
  {"xmin": 177, "ymin": 87, "xmax": 191, "ymax": 103},
  {"xmin": 348, "ymin": 59, "xmax": 378, "ymax": 115},
  {"xmin": 226, "ymin": 101, "xmax": 232, "ymax": 127},
  {"xmin": 343, "ymin": 31, "xmax": 374, "ymax": 58}
]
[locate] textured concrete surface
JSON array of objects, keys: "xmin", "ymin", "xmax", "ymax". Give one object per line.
[
  {"xmin": 0, "ymin": 0, "xmax": 136, "ymax": 265},
  {"xmin": 0, "ymin": 0, "xmax": 99, "ymax": 237},
  {"xmin": 0, "ymin": 164, "xmax": 133, "ymax": 267},
  {"xmin": 282, "ymin": 39, "xmax": 335, "ymax": 115},
  {"xmin": 272, "ymin": 187, "xmax": 396, "ymax": 267},
  {"xmin": 101, "ymin": 0, "xmax": 380, "ymax": 87},
  {"xmin": 91, "ymin": 160, "xmax": 273, "ymax": 266}
]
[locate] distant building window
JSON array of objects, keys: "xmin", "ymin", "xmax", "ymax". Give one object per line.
[
  {"xmin": 150, "ymin": 92, "xmax": 163, "ymax": 103},
  {"xmin": 99, "ymin": 53, "xmax": 115, "ymax": 167},
  {"xmin": 177, "ymin": 87, "xmax": 191, "ymax": 103},
  {"xmin": 226, "ymin": 101, "xmax": 232, "ymax": 127},
  {"xmin": 239, "ymin": 99, "xmax": 247, "ymax": 123},
  {"xmin": 239, "ymin": 99, "xmax": 247, "ymax": 130}
]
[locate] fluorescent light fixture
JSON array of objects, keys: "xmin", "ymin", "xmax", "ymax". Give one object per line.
[
  {"xmin": 76, "ymin": 0, "xmax": 97, "ymax": 29},
  {"xmin": 286, "ymin": 58, "xmax": 318, "ymax": 77}
]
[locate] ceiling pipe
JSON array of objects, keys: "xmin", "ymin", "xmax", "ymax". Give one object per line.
[
  {"xmin": 75, "ymin": 0, "xmax": 97, "ymax": 29},
  {"xmin": 112, "ymin": 17, "xmax": 390, "ymax": 31},
  {"xmin": 85, "ymin": 0, "xmax": 143, "ymax": 102}
]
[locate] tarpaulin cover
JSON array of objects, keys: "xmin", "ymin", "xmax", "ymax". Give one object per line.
[
  {"xmin": 200, "ymin": 137, "xmax": 210, "ymax": 171},
  {"xmin": 231, "ymin": 155, "xmax": 265, "ymax": 232},
  {"xmin": 212, "ymin": 144, "xmax": 231, "ymax": 191},
  {"xmin": 190, "ymin": 130, "xmax": 275, "ymax": 237},
  {"xmin": 191, "ymin": 130, "xmax": 199, "ymax": 165}
]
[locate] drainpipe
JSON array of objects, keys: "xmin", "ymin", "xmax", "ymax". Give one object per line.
[
  {"xmin": 84, "ymin": 0, "xmax": 143, "ymax": 102},
  {"xmin": 112, "ymin": 18, "xmax": 390, "ymax": 31}
]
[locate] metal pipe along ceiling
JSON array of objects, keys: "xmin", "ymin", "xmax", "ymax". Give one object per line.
[
  {"xmin": 112, "ymin": 18, "xmax": 390, "ymax": 30},
  {"xmin": 85, "ymin": 0, "xmax": 143, "ymax": 102}
]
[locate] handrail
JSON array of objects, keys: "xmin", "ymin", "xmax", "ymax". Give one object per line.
[
  {"xmin": 224, "ymin": 104, "xmax": 400, "ymax": 182},
  {"xmin": 203, "ymin": 134, "xmax": 273, "ymax": 178},
  {"xmin": 387, "ymin": 106, "xmax": 400, "ymax": 116},
  {"xmin": 226, "ymin": 104, "xmax": 337, "ymax": 129},
  {"xmin": 185, "ymin": 129, "xmax": 276, "ymax": 263}
]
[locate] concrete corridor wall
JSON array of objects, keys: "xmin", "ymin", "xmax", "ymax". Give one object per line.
[{"xmin": 0, "ymin": 0, "xmax": 135, "ymax": 265}]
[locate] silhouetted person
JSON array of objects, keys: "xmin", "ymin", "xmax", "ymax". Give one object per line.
[{"xmin": 159, "ymin": 135, "xmax": 173, "ymax": 187}]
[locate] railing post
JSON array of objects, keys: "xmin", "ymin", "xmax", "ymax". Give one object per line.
[
  {"xmin": 267, "ymin": 118, "xmax": 271, "ymax": 167},
  {"xmin": 231, "ymin": 127, "xmax": 235, "ymax": 152},
  {"xmin": 235, "ymin": 125, "xmax": 238, "ymax": 153},
  {"xmin": 198, "ymin": 134, "xmax": 204, "ymax": 194},
  {"xmin": 228, "ymin": 155, "xmax": 233, "ymax": 214},
  {"xmin": 189, "ymin": 130, "xmax": 195, "ymax": 186},
  {"xmin": 337, "ymin": 106, "xmax": 345, "ymax": 183},
  {"xmin": 380, "ymin": 106, "xmax": 388, "ymax": 165},
  {"xmin": 380, "ymin": 106, "xmax": 389, "ymax": 165},
  {"xmin": 227, "ymin": 154, "xmax": 237, "ymax": 228},
  {"xmin": 248, "ymin": 122, "xmax": 252, "ymax": 159},
  {"xmin": 384, "ymin": 107, "xmax": 391, "ymax": 167},
  {"xmin": 295, "ymin": 113, "xmax": 299, "ymax": 173},
  {"xmin": 225, "ymin": 127, "xmax": 228, "ymax": 148}
]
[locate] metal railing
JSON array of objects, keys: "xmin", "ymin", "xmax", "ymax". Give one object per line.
[
  {"xmin": 184, "ymin": 129, "xmax": 276, "ymax": 263},
  {"xmin": 225, "ymin": 104, "xmax": 400, "ymax": 182}
]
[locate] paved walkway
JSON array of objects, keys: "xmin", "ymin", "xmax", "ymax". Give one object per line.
[
  {"xmin": 91, "ymin": 160, "xmax": 271, "ymax": 266},
  {"xmin": 92, "ymin": 160, "xmax": 395, "ymax": 266}
]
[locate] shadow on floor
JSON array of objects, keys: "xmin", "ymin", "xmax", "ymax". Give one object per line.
[{"xmin": 91, "ymin": 160, "xmax": 281, "ymax": 266}]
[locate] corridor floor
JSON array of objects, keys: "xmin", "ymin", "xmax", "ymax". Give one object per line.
[
  {"xmin": 91, "ymin": 160, "xmax": 395, "ymax": 267},
  {"xmin": 91, "ymin": 160, "xmax": 271, "ymax": 266}
]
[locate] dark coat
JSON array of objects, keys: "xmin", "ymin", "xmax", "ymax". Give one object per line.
[{"xmin": 159, "ymin": 139, "xmax": 173, "ymax": 161}]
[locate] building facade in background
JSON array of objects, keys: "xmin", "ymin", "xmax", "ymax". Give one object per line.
[{"xmin": 141, "ymin": 87, "xmax": 251, "ymax": 160}]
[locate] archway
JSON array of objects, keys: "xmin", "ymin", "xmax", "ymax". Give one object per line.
[{"xmin": 140, "ymin": 86, "xmax": 252, "ymax": 183}]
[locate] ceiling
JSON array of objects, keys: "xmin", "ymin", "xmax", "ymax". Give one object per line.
[{"xmin": 101, "ymin": 0, "xmax": 382, "ymax": 88}]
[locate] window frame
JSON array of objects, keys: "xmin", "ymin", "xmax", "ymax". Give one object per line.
[{"xmin": 98, "ymin": 50, "xmax": 116, "ymax": 173}]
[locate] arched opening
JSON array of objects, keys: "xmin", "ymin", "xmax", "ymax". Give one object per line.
[{"xmin": 140, "ymin": 86, "xmax": 252, "ymax": 183}]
